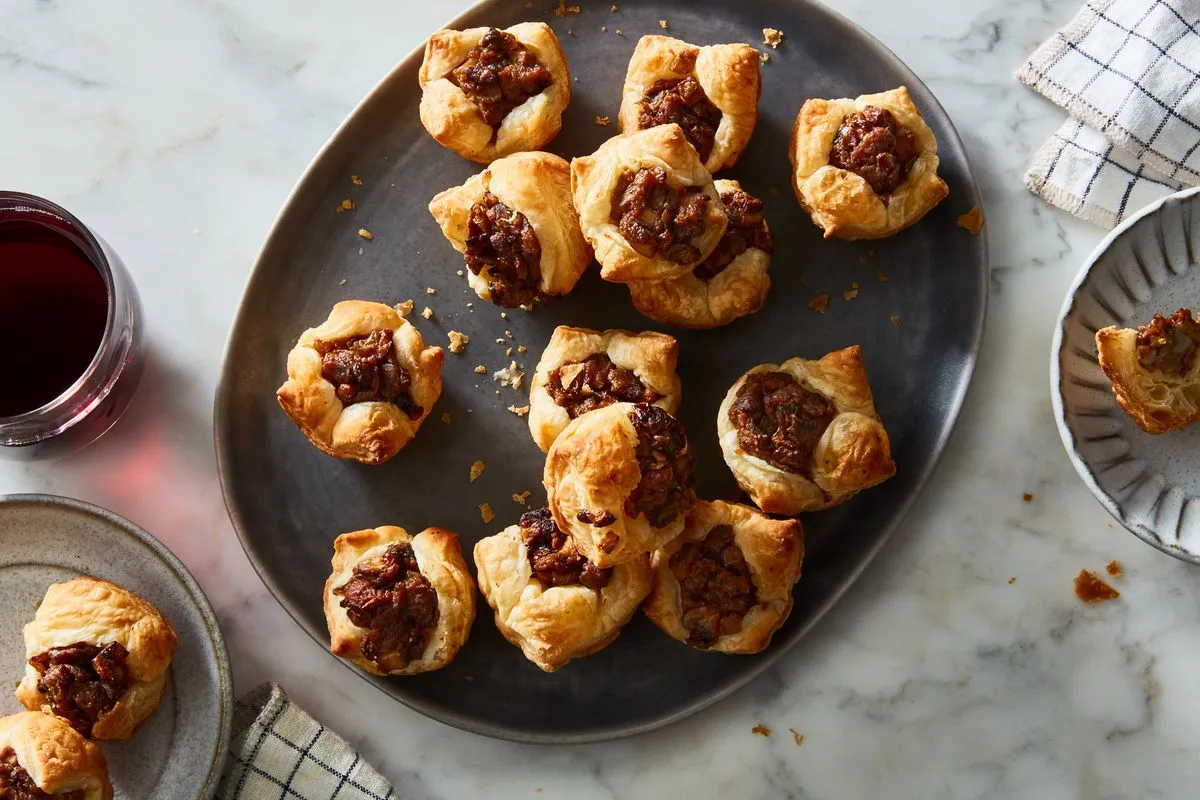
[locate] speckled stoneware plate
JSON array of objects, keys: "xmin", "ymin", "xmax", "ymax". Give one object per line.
[
  {"xmin": 215, "ymin": 0, "xmax": 988, "ymax": 741},
  {"xmin": 1053, "ymin": 186, "xmax": 1200, "ymax": 565},
  {"xmin": 0, "ymin": 495, "xmax": 232, "ymax": 798}
]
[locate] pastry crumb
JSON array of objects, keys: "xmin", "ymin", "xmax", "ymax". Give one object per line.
[
  {"xmin": 448, "ymin": 330, "xmax": 469, "ymax": 353},
  {"xmin": 500, "ymin": 312, "xmax": 508, "ymax": 319},
  {"xmin": 957, "ymin": 206, "xmax": 985, "ymax": 235},
  {"xmin": 457, "ymin": 269, "xmax": 465, "ymax": 277},
  {"xmin": 808, "ymin": 294, "xmax": 829, "ymax": 314},
  {"xmin": 339, "ymin": 278, "xmax": 347, "ymax": 286},
  {"xmin": 441, "ymin": 412, "xmax": 451, "ymax": 424},
  {"xmin": 474, "ymin": 365, "xmax": 487, "ymax": 374},
  {"xmin": 555, "ymin": 0, "xmax": 581, "ymax": 17},
  {"xmin": 508, "ymin": 404, "xmax": 530, "ymax": 417},
  {"xmin": 351, "ymin": 175, "xmax": 363, "ymax": 186},
  {"xmin": 469, "ymin": 460, "xmax": 486, "ymax": 482},
  {"xmin": 595, "ymin": 115, "xmax": 611, "ymax": 127},
  {"xmin": 504, "ymin": 330, "xmax": 513, "ymax": 338},
  {"xmin": 421, "ymin": 307, "xmax": 434, "ymax": 320},
  {"xmin": 751, "ymin": 724, "xmax": 771, "ymax": 737},
  {"xmin": 659, "ymin": 19, "xmax": 669, "ymax": 29},
  {"xmin": 843, "ymin": 282, "xmax": 860, "ymax": 301},
  {"xmin": 479, "ymin": 503, "xmax": 495, "ymax": 524},
  {"xmin": 506, "ymin": 347, "xmax": 514, "ymax": 356},
  {"xmin": 890, "ymin": 315, "xmax": 901, "ymax": 326},
  {"xmin": 494, "ymin": 360, "xmax": 525, "ymax": 390},
  {"xmin": 496, "ymin": 338, "xmax": 506, "ymax": 344},
  {"xmin": 601, "ymin": 25, "xmax": 608, "ymax": 32},
  {"xmin": 1008, "ymin": 577, "xmax": 1016, "ymax": 585},
  {"xmin": 426, "ymin": 287, "xmax": 436, "ymax": 295},
  {"xmin": 1023, "ymin": 493, "xmax": 1033, "ymax": 503},
  {"xmin": 876, "ymin": 269, "xmax": 889, "ymax": 281},
  {"xmin": 611, "ymin": 3, "xmax": 618, "ymax": 10},
  {"xmin": 763, "ymin": 27, "xmax": 783, "ymax": 48},
  {"xmin": 357, "ymin": 228, "xmax": 373, "ymax": 240},
  {"xmin": 789, "ymin": 729, "xmax": 804, "ymax": 747},
  {"xmin": 358, "ymin": 247, "xmax": 364, "ymax": 256},
  {"xmin": 1106, "ymin": 560, "xmax": 1123, "ymax": 577},
  {"xmin": 517, "ymin": 344, "xmax": 527, "ymax": 354},
  {"xmin": 1075, "ymin": 569, "xmax": 1120, "ymax": 603},
  {"xmin": 615, "ymin": 28, "xmax": 623, "ymax": 36},
  {"xmin": 513, "ymin": 490, "xmax": 531, "ymax": 505},
  {"xmin": 759, "ymin": 49, "xmax": 770, "ymax": 64},
  {"xmin": 394, "ymin": 299, "xmax": 414, "ymax": 317},
  {"xmin": 336, "ymin": 198, "xmax": 356, "ymax": 213}
]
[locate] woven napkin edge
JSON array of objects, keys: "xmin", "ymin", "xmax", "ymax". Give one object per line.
[{"xmin": 1024, "ymin": 144, "xmax": 1118, "ymax": 228}]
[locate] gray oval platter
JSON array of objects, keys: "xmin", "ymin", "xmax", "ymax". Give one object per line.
[
  {"xmin": 1053, "ymin": 186, "xmax": 1200, "ymax": 565},
  {"xmin": 215, "ymin": 0, "xmax": 987, "ymax": 742},
  {"xmin": 0, "ymin": 494, "xmax": 232, "ymax": 798}
]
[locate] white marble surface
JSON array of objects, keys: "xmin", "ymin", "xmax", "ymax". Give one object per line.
[{"xmin": 3, "ymin": 0, "xmax": 1198, "ymax": 797}]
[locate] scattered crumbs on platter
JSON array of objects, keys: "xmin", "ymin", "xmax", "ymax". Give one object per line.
[
  {"xmin": 876, "ymin": 269, "xmax": 889, "ymax": 282},
  {"xmin": 751, "ymin": 724, "xmax": 770, "ymax": 737},
  {"xmin": 358, "ymin": 247, "xmax": 364, "ymax": 256},
  {"xmin": 448, "ymin": 330, "xmax": 469, "ymax": 353},
  {"xmin": 763, "ymin": 27, "xmax": 783, "ymax": 48},
  {"xmin": 480, "ymin": 503, "xmax": 495, "ymax": 524},
  {"xmin": 512, "ymin": 490, "xmax": 531, "ymax": 505},
  {"xmin": 601, "ymin": 25, "xmax": 608, "ymax": 32},
  {"xmin": 789, "ymin": 729, "xmax": 804, "ymax": 747},
  {"xmin": 1074, "ymin": 569, "xmax": 1119, "ymax": 603},
  {"xmin": 957, "ymin": 206, "xmax": 984, "ymax": 235},
  {"xmin": 843, "ymin": 282, "xmax": 860, "ymax": 301},
  {"xmin": 426, "ymin": 287, "xmax": 436, "ymax": 295},
  {"xmin": 496, "ymin": 338, "xmax": 506, "ymax": 344},
  {"xmin": 469, "ymin": 460, "xmax": 486, "ymax": 482},
  {"xmin": 1008, "ymin": 577, "xmax": 1016, "ymax": 585},
  {"xmin": 506, "ymin": 347, "xmax": 514, "ymax": 357},
  {"xmin": 421, "ymin": 307, "xmax": 434, "ymax": 320},
  {"xmin": 659, "ymin": 19, "xmax": 669, "ymax": 29},
  {"xmin": 1023, "ymin": 493, "xmax": 1033, "ymax": 503},
  {"xmin": 457, "ymin": 269, "xmax": 465, "ymax": 277},
  {"xmin": 508, "ymin": 405, "xmax": 530, "ymax": 417},
  {"xmin": 441, "ymin": 412, "xmax": 451, "ymax": 424},
  {"xmin": 339, "ymin": 278, "xmax": 347, "ymax": 286},
  {"xmin": 500, "ymin": 312, "xmax": 508, "ymax": 319},
  {"xmin": 554, "ymin": 0, "xmax": 581, "ymax": 17},
  {"xmin": 1106, "ymin": 560, "xmax": 1123, "ymax": 577},
  {"xmin": 351, "ymin": 175, "xmax": 362, "ymax": 186},
  {"xmin": 759, "ymin": 50, "xmax": 770, "ymax": 64},
  {"xmin": 517, "ymin": 344, "xmax": 527, "ymax": 354},
  {"xmin": 595, "ymin": 115, "xmax": 611, "ymax": 127},
  {"xmin": 615, "ymin": 28, "xmax": 623, "ymax": 36},
  {"xmin": 890, "ymin": 315, "xmax": 901, "ymax": 326},
  {"xmin": 394, "ymin": 299, "xmax": 414, "ymax": 316},
  {"xmin": 474, "ymin": 365, "xmax": 488, "ymax": 375},
  {"xmin": 336, "ymin": 199, "xmax": 356, "ymax": 213},
  {"xmin": 494, "ymin": 361, "xmax": 525, "ymax": 390},
  {"xmin": 808, "ymin": 294, "xmax": 829, "ymax": 314},
  {"xmin": 611, "ymin": 3, "xmax": 618, "ymax": 10},
  {"xmin": 504, "ymin": 330, "xmax": 513, "ymax": 338},
  {"xmin": 357, "ymin": 228, "xmax": 374, "ymax": 241}
]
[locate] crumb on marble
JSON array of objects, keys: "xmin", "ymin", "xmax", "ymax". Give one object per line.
[
  {"xmin": 1023, "ymin": 493, "xmax": 1033, "ymax": 503},
  {"xmin": 336, "ymin": 198, "xmax": 356, "ymax": 213},
  {"xmin": 357, "ymin": 227, "xmax": 374, "ymax": 240},
  {"xmin": 890, "ymin": 315, "xmax": 901, "ymax": 326},
  {"xmin": 351, "ymin": 175, "xmax": 363, "ymax": 186},
  {"xmin": 1074, "ymin": 569, "xmax": 1120, "ymax": 603},
  {"xmin": 877, "ymin": 269, "xmax": 889, "ymax": 282},
  {"xmin": 508, "ymin": 404, "xmax": 530, "ymax": 417},
  {"xmin": 441, "ymin": 412, "xmax": 451, "ymax": 424},
  {"xmin": 494, "ymin": 360, "xmax": 525, "ymax": 390},
  {"xmin": 843, "ymin": 282, "xmax": 860, "ymax": 301},
  {"xmin": 751, "ymin": 724, "xmax": 770, "ymax": 737},
  {"xmin": 555, "ymin": 0, "xmax": 581, "ymax": 17},
  {"xmin": 394, "ymin": 299, "xmax": 414, "ymax": 317},
  {"xmin": 1106, "ymin": 560, "xmax": 1122, "ymax": 577},
  {"xmin": 808, "ymin": 294, "xmax": 829, "ymax": 314},
  {"xmin": 595, "ymin": 115, "xmax": 611, "ymax": 127},
  {"xmin": 474, "ymin": 365, "xmax": 487, "ymax": 374},
  {"xmin": 789, "ymin": 728, "xmax": 804, "ymax": 747},
  {"xmin": 480, "ymin": 503, "xmax": 495, "ymax": 524},
  {"xmin": 513, "ymin": 490, "xmax": 531, "ymax": 505},
  {"xmin": 1008, "ymin": 577, "xmax": 1016, "ymax": 585},
  {"xmin": 470, "ymin": 460, "xmax": 486, "ymax": 482},
  {"xmin": 957, "ymin": 207, "xmax": 985, "ymax": 235},
  {"xmin": 763, "ymin": 28, "xmax": 783, "ymax": 48},
  {"xmin": 448, "ymin": 330, "xmax": 469, "ymax": 353}
]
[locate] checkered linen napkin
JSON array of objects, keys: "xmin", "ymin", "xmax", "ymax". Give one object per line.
[
  {"xmin": 1018, "ymin": 0, "xmax": 1200, "ymax": 227},
  {"xmin": 217, "ymin": 684, "xmax": 397, "ymax": 800}
]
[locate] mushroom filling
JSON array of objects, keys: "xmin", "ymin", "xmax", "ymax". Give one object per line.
[
  {"xmin": 610, "ymin": 167, "xmax": 711, "ymax": 264},
  {"xmin": 546, "ymin": 353, "xmax": 662, "ymax": 418},
  {"xmin": 1135, "ymin": 309, "xmax": 1200, "ymax": 374},
  {"xmin": 625, "ymin": 404, "xmax": 695, "ymax": 528},
  {"xmin": 449, "ymin": 28, "xmax": 553, "ymax": 128},
  {"xmin": 828, "ymin": 105, "xmax": 919, "ymax": 196},
  {"xmin": 313, "ymin": 330, "xmax": 422, "ymax": 418},
  {"xmin": 29, "ymin": 642, "xmax": 132, "ymax": 736},
  {"xmin": 638, "ymin": 76, "xmax": 722, "ymax": 162},
  {"xmin": 669, "ymin": 525, "xmax": 758, "ymax": 648},
  {"xmin": 465, "ymin": 191, "xmax": 542, "ymax": 308},
  {"xmin": 519, "ymin": 507, "xmax": 612, "ymax": 590},
  {"xmin": 728, "ymin": 371, "xmax": 836, "ymax": 475},
  {"xmin": 693, "ymin": 189, "xmax": 774, "ymax": 281}
]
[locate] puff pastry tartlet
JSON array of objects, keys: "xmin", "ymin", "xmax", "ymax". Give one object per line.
[
  {"xmin": 16, "ymin": 578, "xmax": 177, "ymax": 741},
  {"xmin": 528, "ymin": 326, "xmax": 681, "ymax": 452},
  {"xmin": 324, "ymin": 525, "xmax": 476, "ymax": 676},
  {"xmin": 1097, "ymin": 308, "xmax": 1200, "ymax": 434},
  {"xmin": 643, "ymin": 500, "xmax": 803, "ymax": 653},
  {"xmin": 418, "ymin": 24, "xmax": 570, "ymax": 163},
  {"xmin": 474, "ymin": 507, "xmax": 653, "ymax": 672},
  {"xmin": 718, "ymin": 346, "xmax": 896, "ymax": 515},
  {"xmin": 429, "ymin": 152, "xmax": 590, "ymax": 308},
  {"xmin": 617, "ymin": 35, "xmax": 761, "ymax": 173},
  {"xmin": 789, "ymin": 86, "xmax": 948, "ymax": 240},
  {"xmin": 0, "ymin": 711, "xmax": 111, "ymax": 800},
  {"xmin": 277, "ymin": 300, "xmax": 443, "ymax": 465},
  {"xmin": 544, "ymin": 402, "xmax": 696, "ymax": 568},
  {"xmin": 629, "ymin": 179, "xmax": 772, "ymax": 329},
  {"xmin": 571, "ymin": 124, "xmax": 727, "ymax": 283}
]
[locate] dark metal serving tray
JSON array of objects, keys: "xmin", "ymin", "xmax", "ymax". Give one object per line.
[{"xmin": 216, "ymin": 0, "xmax": 987, "ymax": 742}]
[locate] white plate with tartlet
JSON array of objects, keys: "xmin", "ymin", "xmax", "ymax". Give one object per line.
[{"xmin": 1053, "ymin": 185, "xmax": 1200, "ymax": 565}]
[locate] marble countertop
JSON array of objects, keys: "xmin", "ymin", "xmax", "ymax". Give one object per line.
[{"xmin": 4, "ymin": 0, "xmax": 1197, "ymax": 797}]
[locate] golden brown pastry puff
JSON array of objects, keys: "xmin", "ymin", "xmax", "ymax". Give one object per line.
[
  {"xmin": 544, "ymin": 402, "xmax": 696, "ymax": 568},
  {"xmin": 628, "ymin": 179, "xmax": 772, "ymax": 329},
  {"xmin": 789, "ymin": 86, "xmax": 948, "ymax": 240},
  {"xmin": 277, "ymin": 300, "xmax": 443, "ymax": 465},
  {"xmin": 571, "ymin": 124, "xmax": 728, "ymax": 284},
  {"xmin": 617, "ymin": 35, "xmax": 761, "ymax": 173},
  {"xmin": 643, "ymin": 500, "xmax": 803, "ymax": 654},
  {"xmin": 0, "ymin": 712, "xmax": 112, "ymax": 800},
  {"xmin": 474, "ymin": 507, "xmax": 653, "ymax": 672},
  {"xmin": 324, "ymin": 525, "xmax": 476, "ymax": 676},
  {"xmin": 428, "ymin": 152, "xmax": 590, "ymax": 308},
  {"xmin": 717, "ymin": 346, "xmax": 896, "ymax": 515},
  {"xmin": 16, "ymin": 578, "xmax": 177, "ymax": 741},
  {"xmin": 527, "ymin": 325, "xmax": 681, "ymax": 453},
  {"xmin": 1096, "ymin": 308, "xmax": 1200, "ymax": 434},
  {"xmin": 418, "ymin": 24, "xmax": 570, "ymax": 163}
]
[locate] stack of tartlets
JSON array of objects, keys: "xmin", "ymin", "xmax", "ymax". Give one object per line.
[{"xmin": 273, "ymin": 17, "xmax": 946, "ymax": 676}]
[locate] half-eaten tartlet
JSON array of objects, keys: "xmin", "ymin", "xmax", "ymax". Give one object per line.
[
  {"xmin": 428, "ymin": 151, "xmax": 590, "ymax": 308},
  {"xmin": 717, "ymin": 346, "xmax": 896, "ymax": 515},
  {"xmin": 527, "ymin": 325, "xmax": 681, "ymax": 453},
  {"xmin": 277, "ymin": 300, "xmax": 443, "ymax": 465},
  {"xmin": 418, "ymin": 23, "xmax": 570, "ymax": 163},
  {"xmin": 16, "ymin": 578, "xmax": 177, "ymax": 741},
  {"xmin": 789, "ymin": 86, "xmax": 948, "ymax": 240},
  {"xmin": 324, "ymin": 525, "xmax": 476, "ymax": 676},
  {"xmin": 0, "ymin": 711, "xmax": 112, "ymax": 799},
  {"xmin": 544, "ymin": 402, "xmax": 696, "ymax": 568},
  {"xmin": 628, "ymin": 178, "xmax": 772, "ymax": 329},
  {"xmin": 1097, "ymin": 308, "xmax": 1200, "ymax": 434},
  {"xmin": 617, "ymin": 35, "xmax": 761, "ymax": 173},
  {"xmin": 474, "ymin": 507, "xmax": 653, "ymax": 672},
  {"xmin": 571, "ymin": 124, "xmax": 727, "ymax": 284},
  {"xmin": 643, "ymin": 500, "xmax": 803, "ymax": 654}
]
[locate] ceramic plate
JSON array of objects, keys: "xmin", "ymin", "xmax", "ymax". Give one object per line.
[
  {"xmin": 215, "ymin": 0, "xmax": 988, "ymax": 741},
  {"xmin": 1054, "ymin": 186, "xmax": 1200, "ymax": 565},
  {"xmin": 0, "ymin": 494, "xmax": 232, "ymax": 798}
]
